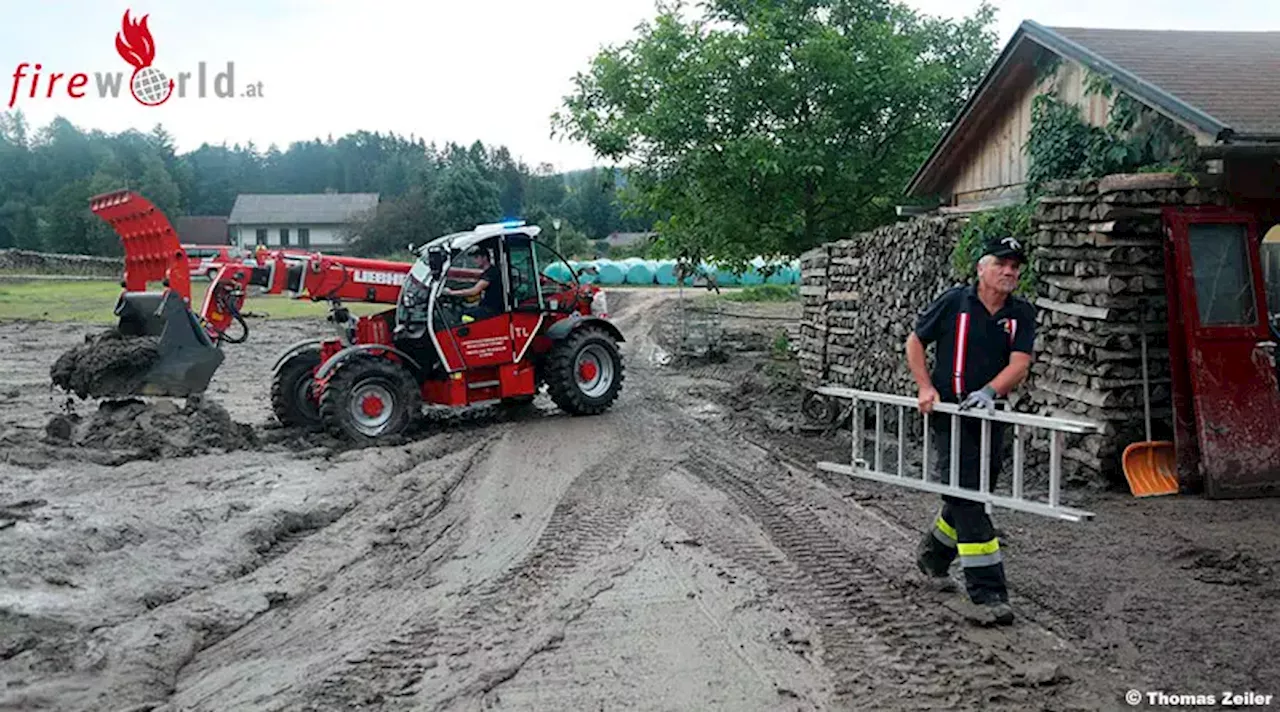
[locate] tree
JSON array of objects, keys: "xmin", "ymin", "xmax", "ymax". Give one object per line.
[
  {"xmin": 0, "ymin": 111, "xmax": 655, "ymax": 257},
  {"xmin": 526, "ymin": 168, "xmax": 567, "ymax": 216},
  {"xmin": 552, "ymin": 224, "xmax": 593, "ymax": 259},
  {"xmin": 431, "ymin": 163, "xmax": 502, "ymax": 234},
  {"xmin": 562, "ymin": 168, "xmax": 623, "ymax": 239},
  {"xmin": 138, "ymin": 153, "xmax": 182, "ymax": 220},
  {"xmin": 552, "ymin": 0, "xmax": 998, "ymax": 271},
  {"xmin": 345, "ymin": 186, "xmax": 437, "ymax": 257}
]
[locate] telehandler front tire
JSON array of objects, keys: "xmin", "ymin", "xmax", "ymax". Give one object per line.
[
  {"xmin": 544, "ymin": 325, "xmax": 624, "ymax": 416},
  {"xmin": 319, "ymin": 357, "xmax": 421, "ymax": 445}
]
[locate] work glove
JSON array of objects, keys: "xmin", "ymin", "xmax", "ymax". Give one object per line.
[{"xmin": 958, "ymin": 385, "xmax": 998, "ymax": 413}]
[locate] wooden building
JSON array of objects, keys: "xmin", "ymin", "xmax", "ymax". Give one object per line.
[
  {"xmin": 906, "ymin": 21, "xmax": 1280, "ymax": 210},
  {"xmin": 888, "ymin": 21, "xmax": 1280, "ymax": 497}
]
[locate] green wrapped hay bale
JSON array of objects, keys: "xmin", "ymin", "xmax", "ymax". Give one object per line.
[
  {"xmin": 595, "ymin": 259, "xmax": 625, "ymax": 285},
  {"xmin": 655, "ymin": 261, "xmax": 695, "ymax": 286},
  {"xmin": 712, "ymin": 265, "xmax": 740, "ymax": 286},
  {"xmin": 544, "ymin": 261, "xmax": 573, "ymax": 283},
  {"xmin": 625, "ymin": 260, "xmax": 656, "ymax": 285}
]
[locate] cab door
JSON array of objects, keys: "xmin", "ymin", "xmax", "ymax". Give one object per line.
[
  {"xmin": 448, "ymin": 244, "xmax": 513, "ymax": 371},
  {"xmin": 506, "ymin": 235, "xmax": 544, "ymax": 363},
  {"xmin": 1164, "ymin": 207, "xmax": 1280, "ymax": 498}
]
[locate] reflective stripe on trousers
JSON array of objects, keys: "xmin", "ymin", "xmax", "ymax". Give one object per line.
[
  {"xmin": 958, "ymin": 538, "xmax": 1002, "ymax": 568},
  {"xmin": 932, "ymin": 514, "xmax": 957, "ymax": 548}
]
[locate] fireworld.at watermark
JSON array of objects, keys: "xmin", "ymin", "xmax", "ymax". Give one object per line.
[{"xmin": 8, "ymin": 9, "xmax": 264, "ymax": 109}]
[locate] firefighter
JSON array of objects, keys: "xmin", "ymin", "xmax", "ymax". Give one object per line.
[
  {"xmin": 904, "ymin": 234, "xmax": 1035, "ymax": 626},
  {"xmin": 442, "ymin": 246, "xmax": 504, "ymax": 322}
]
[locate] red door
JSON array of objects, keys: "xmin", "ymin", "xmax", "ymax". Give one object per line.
[
  {"xmin": 1164, "ymin": 207, "xmax": 1280, "ymax": 498},
  {"xmin": 451, "ymin": 314, "xmax": 513, "ymax": 369}
]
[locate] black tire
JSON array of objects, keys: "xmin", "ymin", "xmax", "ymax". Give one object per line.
[
  {"xmin": 543, "ymin": 325, "xmax": 624, "ymax": 415},
  {"xmin": 318, "ymin": 357, "xmax": 421, "ymax": 444},
  {"xmin": 270, "ymin": 348, "xmax": 323, "ymax": 431},
  {"xmin": 801, "ymin": 391, "xmax": 840, "ymax": 426}
]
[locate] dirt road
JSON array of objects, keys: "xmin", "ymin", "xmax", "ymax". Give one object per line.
[{"xmin": 1, "ymin": 291, "xmax": 1276, "ymax": 711}]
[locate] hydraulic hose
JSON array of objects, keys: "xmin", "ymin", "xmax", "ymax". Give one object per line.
[{"xmin": 214, "ymin": 285, "xmax": 250, "ymax": 344}]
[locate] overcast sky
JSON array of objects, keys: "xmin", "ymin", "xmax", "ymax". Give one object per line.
[{"xmin": 3, "ymin": 0, "xmax": 1279, "ymax": 171}]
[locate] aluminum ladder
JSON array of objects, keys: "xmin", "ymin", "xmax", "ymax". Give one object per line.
[{"xmin": 814, "ymin": 386, "xmax": 1101, "ymax": 522}]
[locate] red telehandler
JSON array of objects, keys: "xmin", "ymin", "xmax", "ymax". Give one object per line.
[{"xmin": 58, "ymin": 190, "xmax": 626, "ymax": 443}]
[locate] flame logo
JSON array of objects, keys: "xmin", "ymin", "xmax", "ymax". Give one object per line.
[
  {"xmin": 113, "ymin": 9, "xmax": 173, "ymax": 107},
  {"xmin": 115, "ymin": 10, "xmax": 156, "ymax": 69}
]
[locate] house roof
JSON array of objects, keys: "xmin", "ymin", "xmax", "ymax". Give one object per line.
[
  {"xmin": 175, "ymin": 216, "xmax": 229, "ymax": 245},
  {"xmin": 227, "ymin": 193, "xmax": 379, "ymax": 225},
  {"xmin": 1051, "ymin": 26, "xmax": 1280, "ymax": 140},
  {"xmin": 605, "ymin": 231, "xmax": 656, "ymax": 246},
  {"xmin": 905, "ymin": 20, "xmax": 1280, "ymax": 197}
]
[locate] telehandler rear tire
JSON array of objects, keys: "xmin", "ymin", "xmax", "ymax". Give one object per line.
[
  {"xmin": 544, "ymin": 325, "xmax": 624, "ymax": 416},
  {"xmin": 319, "ymin": 357, "xmax": 421, "ymax": 445},
  {"xmin": 271, "ymin": 348, "xmax": 323, "ymax": 431}
]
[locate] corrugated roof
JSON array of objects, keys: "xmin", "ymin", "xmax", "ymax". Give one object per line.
[
  {"xmin": 1049, "ymin": 26, "xmax": 1280, "ymax": 138},
  {"xmin": 175, "ymin": 216, "xmax": 229, "ymax": 245},
  {"xmin": 227, "ymin": 193, "xmax": 379, "ymax": 225}
]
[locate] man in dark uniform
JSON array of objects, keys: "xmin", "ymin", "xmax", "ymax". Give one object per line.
[
  {"xmin": 442, "ymin": 246, "xmax": 505, "ymax": 321},
  {"xmin": 905, "ymin": 235, "xmax": 1035, "ymax": 626}
]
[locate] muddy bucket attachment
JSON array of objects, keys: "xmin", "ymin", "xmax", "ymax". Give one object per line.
[{"xmin": 112, "ymin": 289, "xmax": 224, "ymax": 397}]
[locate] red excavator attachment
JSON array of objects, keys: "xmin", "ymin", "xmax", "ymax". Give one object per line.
[
  {"xmin": 58, "ymin": 190, "xmax": 417, "ymax": 400},
  {"xmin": 70, "ymin": 190, "xmax": 225, "ymax": 398},
  {"xmin": 91, "ymin": 190, "xmax": 193, "ymax": 299}
]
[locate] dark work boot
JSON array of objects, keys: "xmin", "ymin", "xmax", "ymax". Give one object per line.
[
  {"xmin": 915, "ymin": 531, "xmax": 958, "ymax": 593},
  {"xmin": 960, "ymin": 599, "xmax": 1015, "ymax": 626}
]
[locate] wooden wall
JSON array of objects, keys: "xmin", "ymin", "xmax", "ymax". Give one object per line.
[{"xmin": 949, "ymin": 59, "xmax": 1114, "ymax": 205}]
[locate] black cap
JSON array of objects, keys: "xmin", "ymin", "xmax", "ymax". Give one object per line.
[{"xmin": 980, "ymin": 235, "xmax": 1027, "ymax": 264}]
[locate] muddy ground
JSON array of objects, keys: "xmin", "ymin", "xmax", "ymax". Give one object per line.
[{"xmin": 1, "ymin": 291, "xmax": 1277, "ymax": 711}]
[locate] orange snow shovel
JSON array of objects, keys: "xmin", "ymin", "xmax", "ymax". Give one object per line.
[{"xmin": 1122, "ymin": 328, "xmax": 1178, "ymax": 497}]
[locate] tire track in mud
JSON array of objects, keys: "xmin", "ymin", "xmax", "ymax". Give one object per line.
[
  {"xmin": 147, "ymin": 439, "xmax": 492, "ymax": 712},
  {"xmin": 298, "ymin": 438, "xmax": 679, "ymax": 711},
  {"xmin": 629, "ymin": 300, "xmax": 1032, "ymax": 707},
  {"xmin": 677, "ymin": 450, "xmax": 1030, "ymax": 709}
]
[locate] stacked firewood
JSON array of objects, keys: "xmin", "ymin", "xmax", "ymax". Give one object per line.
[
  {"xmin": 1015, "ymin": 173, "xmax": 1227, "ymax": 484},
  {"xmin": 0, "ymin": 248, "xmax": 123, "ymax": 277},
  {"xmin": 798, "ymin": 216, "xmax": 963, "ymax": 395},
  {"xmin": 796, "ymin": 172, "xmax": 1226, "ymax": 489}
]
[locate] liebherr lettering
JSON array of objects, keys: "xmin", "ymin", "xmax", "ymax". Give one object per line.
[{"xmin": 353, "ymin": 270, "xmax": 406, "ymax": 286}]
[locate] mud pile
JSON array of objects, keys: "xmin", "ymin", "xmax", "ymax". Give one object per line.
[
  {"xmin": 50, "ymin": 329, "xmax": 161, "ymax": 399},
  {"xmin": 44, "ymin": 397, "xmax": 258, "ymax": 460}
]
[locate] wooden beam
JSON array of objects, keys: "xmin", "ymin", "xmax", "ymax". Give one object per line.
[{"xmin": 1034, "ymin": 298, "xmax": 1110, "ymax": 320}]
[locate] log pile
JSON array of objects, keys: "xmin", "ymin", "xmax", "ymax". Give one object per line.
[
  {"xmin": 797, "ymin": 172, "xmax": 1225, "ymax": 489},
  {"xmin": 0, "ymin": 249, "xmax": 123, "ymax": 277},
  {"xmin": 1016, "ymin": 173, "xmax": 1226, "ymax": 484},
  {"xmin": 799, "ymin": 216, "xmax": 965, "ymax": 395}
]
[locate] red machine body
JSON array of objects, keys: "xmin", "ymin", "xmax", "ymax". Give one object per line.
[{"xmin": 82, "ymin": 189, "xmax": 625, "ymax": 443}]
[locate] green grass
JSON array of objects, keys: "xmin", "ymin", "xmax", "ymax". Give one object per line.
[
  {"xmin": 0, "ymin": 279, "xmax": 388, "ymax": 324},
  {"xmin": 720, "ymin": 284, "xmax": 800, "ymax": 303}
]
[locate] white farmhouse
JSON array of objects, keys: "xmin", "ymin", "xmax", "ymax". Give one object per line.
[{"xmin": 227, "ymin": 193, "xmax": 379, "ymax": 254}]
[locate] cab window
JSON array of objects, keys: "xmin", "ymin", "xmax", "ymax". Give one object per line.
[
  {"xmin": 506, "ymin": 237, "xmax": 540, "ymax": 310},
  {"xmin": 533, "ymin": 241, "xmax": 577, "ymax": 311}
]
